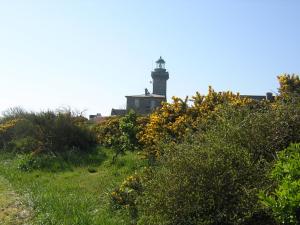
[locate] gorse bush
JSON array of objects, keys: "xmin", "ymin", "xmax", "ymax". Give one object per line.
[
  {"xmin": 93, "ymin": 110, "xmax": 146, "ymax": 162},
  {"xmin": 0, "ymin": 108, "xmax": 97, "ymax": 154},
  {"xmin": 278, "ymin": 73, "xmax": 300, "ymax": 99},
  {"xmin": 119, "ymin": 110, "xmax": 140, "ymax": 152},
  {"xmin": 111, "ymin": 172, "xmax": 143, "ymax": 222},
  {"xmin": 93, "ymin": 116, "xmax": 122, "ymax": 148},
  {"xmin": 138, "ymin": 87, "xmax": 259, "ymax": 161},
  {"xmin": 200, "ymin": 101, "xmax": 300, "ymax": 162},
  {"xmin": 136, "ymin": 98, "xmax": 300, "ymax": 224},
  {"xmin": 137, "ymin": 74, "xmax": 300, "ymax": 162},
  {"xmin": 30, "ymin": 111, "xmax": 96, "ymax": 153},
  {"xmin": 0, "ymin": 118, "xmax": 21, "ymax": 149},
  {"xmin": 137, "ymin": 139, "xmax": 270, "ymax": 225}
]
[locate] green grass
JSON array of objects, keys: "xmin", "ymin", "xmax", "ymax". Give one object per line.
[
  {"xmin": 0, "ymin": 176, "xmax": 31, "ymax": 225},
  {"xmin": 0, "ymin": 148, "xmax": 145, "ymax": 225}
]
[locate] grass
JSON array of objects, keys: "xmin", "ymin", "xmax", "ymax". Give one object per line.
[
  {"xmin": 0, "ymin": 176, "xmax": 31, "ymax": 225},
  {"xmin": 0, "ymin": 147, "xmax": 145, "ymax": 225}
]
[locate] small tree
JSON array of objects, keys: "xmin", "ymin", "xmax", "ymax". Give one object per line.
[
  {"xmin": 119, "ymin": 110, "xmax": 139, "ymax": 151},
  {"xmin": 111, "ymin": 110, "xmax": 140, "ymax": 162}
]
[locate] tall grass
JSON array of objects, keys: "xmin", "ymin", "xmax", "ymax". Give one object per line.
[{"xmin": 0, "ymin": 148, "xmax": 145, "ymax": 225}]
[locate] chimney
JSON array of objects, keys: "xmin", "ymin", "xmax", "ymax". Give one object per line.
[
  {"xmin": 266, "ymin": 92, "xmax": 274, "ymax": 101},
  {"xmin": 145, "ymin": 88, "xmax": 150, "ymax": 95}
]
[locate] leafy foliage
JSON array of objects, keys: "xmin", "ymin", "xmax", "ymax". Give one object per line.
[
  {"xmin": 137, "ymin": 139, "xmax": 270, "ymax": 225},
  {"xmin": 278, "ymin": 74, "xmax": 300, "ymax": 99},
  {"xmin": 203, "ymin": 102, "xmax": 300, "ymax": 162},
  {"xmin": 0, "ymin": 118, "xmax": 21, "ymax": 149},
  {"xmin": 119, "ymin": 110, "xmax": 140, "ymax": 152},
  {"xmin": 94, "ymin": 111, "xmax": 145, "ymax": 161},
  {"xmin": 260, "ymin": 144, "xmax": 300, "ymax": 225},
  {"xmin": 0, "ymin": 108, "xmax": 97, "ymax": 171},
  {"xmin": 93, "ymin": 116, "xmax": 122, "ymax": 148},
  {"xmin": 111, "ymin": 173, "xmax": 143, "ymax": 222},
  {"xmin": 136, "ymin": 96, "xmax": 300, "ymax": 224}
]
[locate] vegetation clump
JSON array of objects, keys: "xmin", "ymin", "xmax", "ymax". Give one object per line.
[
  {"xmin": 0, "ymin": 108, "xmax": 98, "ymax": 171},
  {"xmin": 260, "ymin": 143, "xmax": 300, "ymax": 225},
  {"xmin": 0, "ymin": 108, "xmax": 96, "ymax": 154}
]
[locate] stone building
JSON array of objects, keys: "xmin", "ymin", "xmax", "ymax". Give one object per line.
[
  {"xmin": 111, "ymin": 57, "xmax": 169, "ymax": 116},
  {"xmin": 241, "ymin": 92, "xmax": 274, "ymax": 101}
]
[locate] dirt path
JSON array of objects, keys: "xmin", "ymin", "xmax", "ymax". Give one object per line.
[{"xmin": 0, "ymin": 176, "xmax": 31, "ymax": 225}]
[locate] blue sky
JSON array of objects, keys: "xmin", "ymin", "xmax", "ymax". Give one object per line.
[{"xmin": 0, "ymin": 0, "xmax": 299, "ymax": 116}]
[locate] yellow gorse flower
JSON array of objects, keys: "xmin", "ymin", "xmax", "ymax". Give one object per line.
[{"xmin": 138, "ymin": 87, "xmax": 256, "ymax": 159}]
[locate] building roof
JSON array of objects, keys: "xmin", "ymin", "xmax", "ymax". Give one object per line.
[
  {"xmin": 125, "ymin": 93, "xmax": 165, "ymax": 98},
  {"xmin": 156, "ymin": 56, "xmax": 165, "ymax": 64},
  {"xmin": 240, "ymin": 95, "xmax": 267, "ymax": 101}
]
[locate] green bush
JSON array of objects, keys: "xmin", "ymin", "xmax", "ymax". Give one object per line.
[
  {"xmin": 136, "ymin": 103, "xmax": 298, "ymax": 225},
  {"xmin": 16, "ymin": 147, "xmax": 107, "ymax": 172},
  {"xmin": 0, "ymin": 108, "xmax": 97, "ymax": 154},
  {"xmin": 137, "ymin": 139, "xmax": 270, "ymax": 225},
  {"xmin": 17, "ymin": 153, "xmax": 70, "ymax": 172},
  {"xmin": 197, "ymin": 102, "xmax": 300, "ymax": 162},
  {"xmin": 7, "ymin": 137, "xmax": 39, "ymax": 153},
  {"xmin": 260, "ymin": 144, "xmax": 300, "ymax": 225},
  {"xmin": 119, "ymin": 110, "xmax": 140, "ymax": 152},
  {"xmin": 29, "ymin": 110, "xmax": 96, "ymax": 153},
  {"xmin": 93, "ymin": 116, "xmax": 122, "ymax": 147},
  {"xmin": 111, "ymin": 173, "xmax": 143, "ymax": 223},
  {"xmin": 93, "ymin": 111, "xmax": 145, "ymax": 162}
]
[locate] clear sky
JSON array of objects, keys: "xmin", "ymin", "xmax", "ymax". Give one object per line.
[{"xmin": 0, "ymin": 0, "xmax": 299, "ymax": 116}]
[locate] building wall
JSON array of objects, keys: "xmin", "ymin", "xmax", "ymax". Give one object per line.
[
  {"xmin": 151, "ymin": 68, "xmax": 169, "ymax": 97},
  {"xmin": 126, "ymin": 97, "xmax": 164, "ymax": 115},
  {"xmin": 152, "ymin": 78, "xmax": 167, "ymax": 97}
]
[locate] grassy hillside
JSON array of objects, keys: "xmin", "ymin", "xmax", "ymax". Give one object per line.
[{"xmin": 0, "ymin": 148, "xmax": 144, "ymax": 225}]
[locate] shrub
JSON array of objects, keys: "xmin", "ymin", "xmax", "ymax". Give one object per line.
[
  {"xmin": 0, "ymin": 118, "xmax": 22, "ymax": 149},
  {"xmin": 277, "ymin": 73, "xmax": 300, "ymax": 99},
  {"xmin": 137, "ymin": 102, "xmax": 300, "ymax": 224},
  {"xmin": 7, "ymin": 137, "xmax": 39, "ymax": 153},
  {"xmin": 0, "ymin": 108, "xmax": 97, "ymax": 154},
  {"xmin": 260, "ymin": 144, "xmax": 300, "ymax": 225},
  {"xmin": 94, "ymin": 111, "xmax": 145, "ymax": 162},
  {"xmin": 111, "ymin": 173, "xmax": 143, "ymax": 222},
  {"xmin": 138, "ymin": 87, "xmax": 258, "ymax": 161},
  {"xmin": 200, "ymin": 102, "xmax": 300, "ymax": 162},
  {"xmin": 93, "ymin": 116, "xmax": 122, "ymax": 147},
  {"xmin": 137, "ymin": 139, "xmax": 270, "ymax": 225},
  {"xmin": 119, "ymin": 110, "xmax": 140, "ymax": 152},
  {"xmin": 17, "ymin": 153, "xmax": 70, "ymax": 172}
]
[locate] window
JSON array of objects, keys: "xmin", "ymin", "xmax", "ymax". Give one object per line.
[
  {"xmin": 151, "ymin": 100, "xmax": 156, "ymax": 109},
  {"xmin": 134, "ymin": 99, "xmax": 140, "ymax": 108}
]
